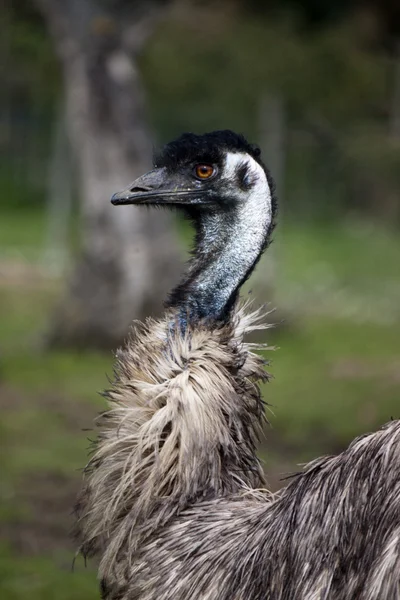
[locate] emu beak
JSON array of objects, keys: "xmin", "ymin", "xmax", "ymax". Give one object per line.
[{"xmin": 111, "ymin": 168, "xmax": 211, "ymax": 206}]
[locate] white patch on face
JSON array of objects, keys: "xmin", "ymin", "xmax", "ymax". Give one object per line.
[
  {"xmin": 192, "ymin": 150, "xmax": 274, "ymax": 316},
  {"xmin": 222, "ymin": 151, "xmax": 272, "ymax": 246},
  {"xmin": 193, "ymin": 151, "xmax": 273, "ymax": 305},
  {"xmin": 223, "ymin": 152, "xmax": 271, "ymax": 209}
]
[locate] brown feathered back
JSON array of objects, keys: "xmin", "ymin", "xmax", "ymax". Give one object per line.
[
  {"xmin": 104, "ymin": 420, "xmax": 400, "ymax": 600},
  {"xmin": 75, "ymin": 302, "xmax": 271, "ymax": 579}
]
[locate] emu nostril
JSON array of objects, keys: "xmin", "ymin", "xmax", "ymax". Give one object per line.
[{"xmin": 130, "ymin": 186, "xmax": 150, "ymax": 193}]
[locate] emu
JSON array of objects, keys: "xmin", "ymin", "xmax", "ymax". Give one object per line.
[{"xmin": 75, "ymin": 130, "xmax": 400, "ymax": 599}]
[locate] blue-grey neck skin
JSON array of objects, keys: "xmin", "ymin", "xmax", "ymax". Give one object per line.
[{"xmin": 167, "ymin": 153, "xmax": 273, "ymax": 328}]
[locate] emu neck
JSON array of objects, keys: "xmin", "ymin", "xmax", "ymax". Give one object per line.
[{"xmin": 169, "ymin": 195, "xmax": 271, "ymax": 326}]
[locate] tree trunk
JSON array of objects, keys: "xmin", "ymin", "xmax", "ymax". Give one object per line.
[{"xmin": 35, "ymin": 0, "xmax": 180, "ymax": 348}]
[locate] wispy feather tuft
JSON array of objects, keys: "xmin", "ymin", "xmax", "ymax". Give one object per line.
[{"xmin": 75, "ymin": 302, "xmax": 272, "ymax": 579}]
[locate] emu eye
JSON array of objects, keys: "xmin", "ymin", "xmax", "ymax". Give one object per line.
[{"xmin": 194, "ymin": 164, "xmax": 215, "ymax": 180}]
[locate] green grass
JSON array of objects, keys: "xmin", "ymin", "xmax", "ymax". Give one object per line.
[
  {"xmin": 0, "ymin": 209, "xmax": 79, "ymax": 264},
  {"xmin": 273, "ymin": 220, "xmax": 400, "ymax": 323},
  {"xmin": 1, "ymin": 208, "xmax": 400, "ymax": 598},
  {"xmin": 0, "ymin": 545, "xmax": 98, "ymax": 600},
  {"xmin": 266, "ymin": 317, "xmax": 400, "ymax": 458},
  {"xmin": 0, "ymin": 210, "xmax": 49, "ymax": 262}
]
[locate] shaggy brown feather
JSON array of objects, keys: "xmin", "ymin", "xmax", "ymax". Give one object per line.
[
  {"xmin": 102, "ymin": 420, "xmax": 400, "ymax": 600},
  {"xmin": 75, "ymin": 302, "xmax": 271, "ymax": 578}
]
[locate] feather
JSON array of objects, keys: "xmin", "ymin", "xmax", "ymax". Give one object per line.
[
  {"xmin": 75, "ymin": 303, "xmax": 271, "ymax": 580},
  {"xmin": 100, "ymin": 419, "xmax": 400, "ymax": 599}
]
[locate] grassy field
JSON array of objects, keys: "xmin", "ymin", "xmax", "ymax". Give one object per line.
[{"xmin": 1, "ymin": 209, "xmax": 399, "ymax": 598}]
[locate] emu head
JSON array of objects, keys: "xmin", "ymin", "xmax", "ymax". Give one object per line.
[
  {"xmin": 111, "ymin": 130, "xmax": 277, "ymax": 325},
  {"xmin": 111, "ymin": 130, "xmax": 276, "ymax": 220}
]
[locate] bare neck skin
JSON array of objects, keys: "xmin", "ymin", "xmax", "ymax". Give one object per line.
[{"xmin": 167, "ymin": 154, "xmax": 273, "ymax": 327}]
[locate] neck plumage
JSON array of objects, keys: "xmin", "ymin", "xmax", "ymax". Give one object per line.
[
  {"xmin": 76, "ymin": 304, "xmax": 271, "ymax": 577},
  {"xmin": 167, "ymin": 195, "xmax": 272, "ymax": 327}
]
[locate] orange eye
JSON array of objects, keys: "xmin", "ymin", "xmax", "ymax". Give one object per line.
[{"xmin": 194, "ymin": 164, "xmax": 215, "ymax": 180}]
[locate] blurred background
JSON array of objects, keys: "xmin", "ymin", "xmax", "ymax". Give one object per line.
[{"xmin": 1, "ymin": 0, "xmax": 400, "ymax": 597}]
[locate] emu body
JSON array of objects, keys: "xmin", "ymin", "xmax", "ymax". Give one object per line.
[
  {"xmin": 109, "ymin": 421, "xmax": 400, "ymax": 600},
  {"xmin": 75, "ymin": 131, "xmax": 400, "ymax": 599}
]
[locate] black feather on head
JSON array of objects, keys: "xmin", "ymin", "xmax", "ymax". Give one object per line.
[{"xmin": 154, "ymin": 130, "xmax": 263, "ymax": 172}]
